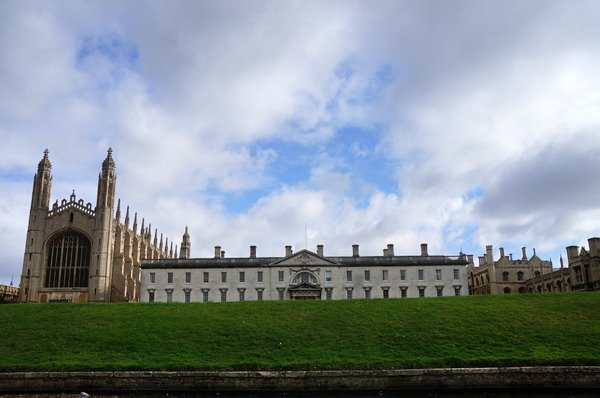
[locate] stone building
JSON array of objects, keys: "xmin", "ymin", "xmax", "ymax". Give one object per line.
[
  {"xmin": 526, "ymin": 237, "xmax": 600, "ymax": 293},
  {"xmin": 467, "ymin": 245, "xmax": 552, "ymax": 294},
  {"xmin": 141, "ymin": 238, "xmax": 469, "ymax": 302},
  {"xmin": 0, "ymin": 284, "xmax": 19, "ymax": 303},
  {"xmin": 19, "ymin": 149, "xmax": 176, "ymax": 303}
]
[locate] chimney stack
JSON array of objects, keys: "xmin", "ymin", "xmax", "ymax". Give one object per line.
[
  {"xmin": 285, "ymin": 245, "xmax": 293, "ymax": 257},
  {"xmin": 499, "ymin": 247, "xmax": 505, "ymax": 259},
  {"xmin": 387, "ymin": 244, "xmax": 394, "ymax": 256},
  {"xmin": 383, "ymin": 249, "xmax": 388, "ymax": 256},
  {"xmin": 420, "ymin": 243, "xmax": 428, "ymax": 256},
  {"xmin": 486, "ymin": 245, "xmax": 494, "ymax": 265},
  {"xmin": 352, "ymin": 244, "xmax": 359, "ymax": 257},
  {"xmin": 317, "ymin": 244, "xmax": 324, "ymax": 256},
  {"xmin": 221, "ymin": 250, "xmax": 225, "ymax": 258},
  {"xmin": 214, "ymin": 246, "xmax": 221, "ymax": 259},
  {"xmin": 521, "ymin": 247, "xmax": 528, "ymax": 261},
  {"xmin": 250, "ymin": 245, "xmax": 256, "ymax": 259}
]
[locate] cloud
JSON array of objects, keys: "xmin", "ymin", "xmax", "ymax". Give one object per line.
[{"xmin": 2, "ymin": 1, "xmax": 600, "ymax": 284}]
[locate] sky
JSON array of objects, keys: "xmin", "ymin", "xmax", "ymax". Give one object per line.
[{"xmin": 1, "ymin": 0, "xmax": 600, "ymax": 285}]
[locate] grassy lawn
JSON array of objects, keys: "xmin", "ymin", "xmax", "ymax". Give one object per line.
[{"xmin": 0, "ymin": 293, "xmax": 598, "ymax": 371}]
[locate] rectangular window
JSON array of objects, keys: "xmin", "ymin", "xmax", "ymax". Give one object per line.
[
  {"xmin": 184, "ymin": 290, "xmax": 191, "ymax": 303},
  {"xmin": 418, "ymin": 269, "xmax": 424, "ymax": 281},
  {"xmin": 257, "ymin": 271, "xmax": 263, "ymax": 283},
  {"xmin": 203, "ymin": 272, "xmax": 209, "ymax": 283},
  {"xmin": 202, "ymin": 290, "xmax": 209, "ymax": 302},
  {"xmin": 454, "ymin": 286, "xmax": 461, "ymax": 296},
  {"xmin": 383, "ymin": 288, "xmax": 389, "ymax": 299},
  {"xmin": 346, "ymin": 289, "xmax": 353, "ymax": 299},
  {"xmin": 364, "ymin": 289, "xmax": 371, "ymax": 299},
  {"xmin": 325, "ymin": 270, "xmax": 332, "ymax": 282},
  {"xmin": 239, "ymin": 290, "xmax": 245, "ymax": 301},
  {"xmin": 453, "ymin": 268, "xmax": 459, "ymax": 280},
  {"xmin": 166, "ymin": 290, "xmax": 173, "ymax": 302},
  {"xmin": 220, "ymin": 289, "xmax": 227, "ymax": 302},
  {"xmin": 400, "ymin": 270, "xmax": 405, "ymax": 281},
  {"xmin": 346, "ymin": 270, "xmax": 353, "ymax": 282},
  {"xmin": 149, "ymin": 272, "xmax": 155, "ymax": 284},
  {"xmin": 278, "ymin": 289, "xmax": 284, "ymax": 300},
  {"xmin": 326, "ymin": 289, "xmax": 332, "ymax": 300},
  {"xmin": 364, "ymin": 270, "xmax": 370, "ymax": 282},
  {"xmin": 382, "ymin": 269, "xmax": 389, "ymax": 281},
  {"xmin": 167, "ymin": 272, "xmax": 173, "ymax": 284},
  {"xmin": 436, "ymin": 269, "xmax": 442, "ymax": 281},
  {"xmin": 257, "ymin": 290, "xmax": 263, "ymax": 301},
  {"xmin": 278, "ymin": 270, "xmax": 284, "ymax": 282},
  {"xmin": 239, "ymin": 271, "xmax": 245, "ymax": 283},
  {"xmin": 148, "ymin": 291, "xmax": 155, "ymax": 302},
  {"xmin": 221, "ymin": 271, "xmax": 227, "ymax": 283},
  {"xmin": 419, "ymin": 287, "xmax": 425, "ymax": 298},
  {"xmin": 436, "ymin": 286, "xmax": 443, "ymax": 297},
  {"xmin": 401, "ymin": 288, "xmax": 407, "ymax": 298},
  {"xmin": 185, "ymin": 272, "xmax": 191, "ymax": 283}
]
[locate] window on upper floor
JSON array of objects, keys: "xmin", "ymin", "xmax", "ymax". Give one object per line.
[
  {"xmin": 239, "ymin": 271, "xmax": 245, "ymax": 283},
  {"xmin": 257, "ymin": 270, "xmax": 263, "ymax": 283},
  {"xmin": 325, "ymin": 270, "xmax": 332, "ymax": 282},
  {"xmin": 436, "ymin": 269, "xmax": 442, "ymax": 281},
  {"xmin": 203, "ymin": 272, "xmax": 209, "ymax": 283},
  {"xmin": 221, "ymin": 271, "xmax": 227, "ymax": 283},
  {"xmin": 278, "ymin": 270, "xmax": 284, "ymax": 282},
  {"xmin": 364, "ymin": 270, "xmax": 370, "ymax": 282},
  {"xmin": 418, "ymin": 269, "xmax": 424, "ymax": 281},
  {"xmin": 517, "ymin": 271, "xmax": 524, "ymax": 281},
  {"xmin": 453, "ymin": 268, "xmax": 459, "ymax": 280},
  {"xmin": 346, "ymin": 270, "xmax": 353, "ymax": 282},
  {"xmin": 149, "ymin": 272, "xmax": 156, "ymax": 284},
  {"xmin": 185, "ymin": 272, "xmax": 191, "ymax": 283},
  {"xmin": 167, "ymin": 272, "xmax": 173, "ymax": 284},
  {"xmin": 502, "ymin": 271, "xmax": 510, "ymax": 282}
]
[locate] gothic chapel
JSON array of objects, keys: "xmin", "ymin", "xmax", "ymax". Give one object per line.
[{"xmin": 19, "ymin": 149, "xmax": 180, "ymax": 303}]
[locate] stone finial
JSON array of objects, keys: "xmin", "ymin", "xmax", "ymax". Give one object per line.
[
  {"xmin": 124, "ymin": 205, "xmax": 130, "ymax": 228},
  {"xmin": 132, "ymin": 212, "xmax": 138, "ymax": 233},
  {"xmin": 115, "ymin": 199, "xmax": 121, "ymax": 224}
]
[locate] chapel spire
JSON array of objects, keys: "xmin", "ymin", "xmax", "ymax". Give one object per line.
[
  {"xmin": 31, "ymin": 149, "xmax": 53, "ymax": 209},
  {"xmin": 179, "ymin": 226, "xmax": 191, "ymax": 259}
]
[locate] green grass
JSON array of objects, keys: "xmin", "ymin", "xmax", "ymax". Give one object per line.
[{"xmin": 0, "ymin": 293, "xmax": 598, "ymax": 371}]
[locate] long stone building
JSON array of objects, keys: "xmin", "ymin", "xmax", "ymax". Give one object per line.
[
  {"xmin": 141, "ymin": 239, "xmax": 470, "ymax": 302},
  {"xmin": 467, "ymin": 245, "xmax": 552, "ymax": 294},
  {"xmin": 19, "ymin": 149, "xmax": 176, "ymax": 303}
]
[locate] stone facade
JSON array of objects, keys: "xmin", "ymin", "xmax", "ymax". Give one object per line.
[
  {"xmin": 526, "ymin": 237, "xmax": 600, "ymax": 293},
  {"xmin": 0, "ymin": 284, "xmax": 19, "ymax": 303},
  {"xmin": 141, "ymin": 241, "xmax": 469, "ymax": 302},
  {"xmin": 19, "ymin": 149, "xmax": 176, "ymax": 303},
  {"xmin": 467, "ymin": 245, "xmax": 552, "ymax": 294}
]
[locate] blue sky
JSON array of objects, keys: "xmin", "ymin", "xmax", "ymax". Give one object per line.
[{"xmin": 1, "ymin": 1, "xmax": 600, "ymax": 284}]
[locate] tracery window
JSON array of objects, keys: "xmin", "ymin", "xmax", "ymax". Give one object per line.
[{"xmin": 44, "ymin": 230, "xmax": 90, "ymax": 288}]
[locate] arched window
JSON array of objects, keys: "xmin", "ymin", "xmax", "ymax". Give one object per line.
[
  {"xmin": 44, "ymin": 230, "xmax": 91, "ymax": 288},
  {"xmin": 503, "ymin": 287, "xmax": 511, "ymax": 294},
  {"xmin": 502, "ymin": 272, "xmax": 510, "ymax": 282},
  {"xmin": 292, "ymin": 272, "xmax": 318, "ymax": 285},
  {"xmin": 517, "ymin": 271, "xmax": 524, "ymax": 281},
  {"xmin": 534, "ymin": 271, "xmax": 540, "ymax": 277}
]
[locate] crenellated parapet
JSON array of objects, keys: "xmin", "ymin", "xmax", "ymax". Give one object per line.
[{"xmin": 48, "ymin": 190, "xmax": 95, "ymax": 217}]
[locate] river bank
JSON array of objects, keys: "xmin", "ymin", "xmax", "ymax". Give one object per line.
[{"xmin": 1, "ymin": 367, "xmax": 599, "ymax": 393}]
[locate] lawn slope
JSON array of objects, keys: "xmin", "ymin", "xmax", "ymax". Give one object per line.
[{"xmin": 0, "ymin": 293, "xmax": 598, "ymax": 371}]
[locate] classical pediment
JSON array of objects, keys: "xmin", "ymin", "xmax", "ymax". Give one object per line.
[{"xmin": 270, "ymin": 249, "xmax": 340, "ymax": 266}]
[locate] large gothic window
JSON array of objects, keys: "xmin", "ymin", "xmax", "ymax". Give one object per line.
[{"xmin": 44, "ymin": 231, "xmax": 91, "ymax": 288}]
